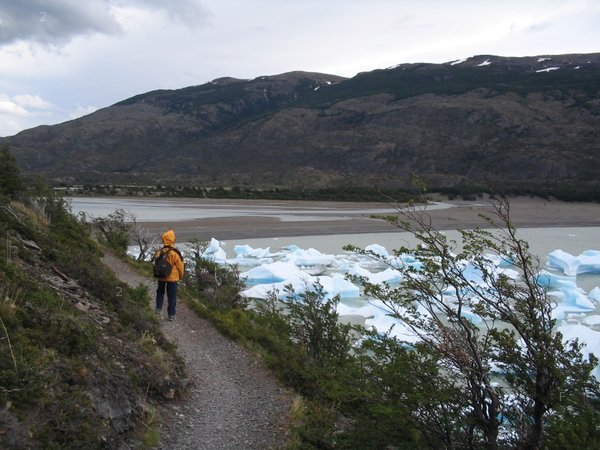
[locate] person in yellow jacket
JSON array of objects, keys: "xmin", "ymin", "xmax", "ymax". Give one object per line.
[{"xmin": 154, "ymin": 229, "xmax": 185, "ymax": 321}]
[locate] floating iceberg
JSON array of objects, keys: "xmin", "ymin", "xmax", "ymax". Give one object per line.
[
  {"xmin": 202, "ymin": 238, "xmax": 227, "ymax": 264},
  {"xmin": 365, "ymin": 243, "xmax": 390, "ymax": 258},
  {"xmin": 550, "ymin": 288, "xmax": 596, "ymax": 320},
  {"xmin": 535, "ymin": 270, "xmax": 595, "ymax": 320},
  {"xmin": 388, "ymin": 253, "xmax": 423, "ymax": 270},
  {"xmin": 582, "ymin": 315, "xmax": 600, "ymax": 327},
  {"xmin": 241, "ymin": 261, "xmax": 307, "ymax": 285},
  {"xmin": 314, "ymin": 273, "xmax": 360, "ymax": 299},
  {"xmin": 547, "ymin": 249, "xmax": 600, "ymax": 276},
  {"xmin": 345, "ymin": 263, "xmax": 402, "ymax": 285},
  {"xmin": 234, "ymin": 244, "xmax": 279, "ymax": 259},
  {"xmin": 241, "ymin": 261, "xmax": 359, "ymax": 300},
  {"xmin": 282, "ymin": 247, "xmax": 336, "ymax": 267},
  {"xmin": 200, "ymin": 237, "xmax": 599, "ymax": 376},
  {"xmin": 588, "ymin": 287, "xmax": 600, "ymax": 303},
  {"xmin": 535, "ymin": 270, "xmax": 577, "ymax": 290}
]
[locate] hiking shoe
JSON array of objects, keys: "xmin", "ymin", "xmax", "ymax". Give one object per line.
[
  {"xmin": 155, "ymin": 309, "xmax": 161, "ymax": 315},
  {"xmin": 168, "ymin": 315, "xmax": 175, "ymax": 322}
]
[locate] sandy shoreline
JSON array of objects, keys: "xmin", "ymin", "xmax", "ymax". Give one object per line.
[{"xmin": 134, "ymin": 197, "xmax": 600, "ymax": 241}]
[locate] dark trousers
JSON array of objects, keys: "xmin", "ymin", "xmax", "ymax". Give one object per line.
[{"xmin": 156, "ymin": 281, "xmax": 178, "ymax": 317}]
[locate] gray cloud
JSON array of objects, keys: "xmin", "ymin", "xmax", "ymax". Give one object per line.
[
  {"xmin": 0, "ymin": 0, "xmax": 209, "ymax": 47},
  {"xmin": 0, "ymin": 0, "xmax": 121, "ymax": 46},
  {"xmin": 124, "ymin": 0, "xmax": 211, "ymax": 27}
]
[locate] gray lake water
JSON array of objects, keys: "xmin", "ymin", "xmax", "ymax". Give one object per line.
[
  {"xmin": 69, "ymin": 196, "xmax": 600, "ymax": 291},
  {"xmin": 70, "ymin": 196, "xmax": 600, "ymax": 378}
]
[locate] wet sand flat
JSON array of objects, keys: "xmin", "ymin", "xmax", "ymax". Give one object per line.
[{"xmin": 137, "ymin": 197, "xmax": 600, "ymax": 241}]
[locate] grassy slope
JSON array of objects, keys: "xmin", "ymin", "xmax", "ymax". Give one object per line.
[{"xmin": 0, "ymin": 196, "xmax": 185, "ymax": 449}]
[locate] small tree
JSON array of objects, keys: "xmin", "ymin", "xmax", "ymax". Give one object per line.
[
  {"xmin": 126, "ymin": 212, "xmax": 155, "ymax": 261},
  {"xmin": 187, "ymin": 255, "xmax": 247, "ymax": 309},
  {"xmin": 283, "ymin": 282, "xmax": 355, "ymax": 365},
  {"xmin": 0, "ymin": 144, "xmax": 24, "ymax": 200},
  {"xmin": 93, "ymin": 209, "xmax": 130, "ymax": 254},
  {"xmin": 347, "ymin": 196, "xmax": 599, "ymax": 449}
]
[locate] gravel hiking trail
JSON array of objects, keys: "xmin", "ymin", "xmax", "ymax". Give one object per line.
[{"xmin": 102, "ymin": 253, "xmax": 292, "ymax": 449}]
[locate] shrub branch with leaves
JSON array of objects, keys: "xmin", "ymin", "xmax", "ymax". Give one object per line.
[{"xmin": 346, "ymin": 195, "xmax": 600, "ymax": 449}]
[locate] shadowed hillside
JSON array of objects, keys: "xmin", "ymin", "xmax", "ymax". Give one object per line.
[{"xmin": 6, "ymin": 53, "xmax": 600, "ymax": 198}]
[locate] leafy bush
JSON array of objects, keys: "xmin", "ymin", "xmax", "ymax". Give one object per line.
[
  {"xmin": 92, "ymin": 208, "xmax": 131, "ymax": 254},
  {"xmin": 283, "ymin": 283, "xmax": 355, "ymax": 365},
  {"xmin": 348, "ymin": 196, "xmax": 600, "ymax": 449},
  {"xmin": 184, "ymin": 254, "xmax": 247, "ymax": 310},
  {"xmin": 0, "ymin": 144, "xmax": 24, "ymax": 200}
]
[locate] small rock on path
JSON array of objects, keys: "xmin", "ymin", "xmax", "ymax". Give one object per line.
[{"xmin": 102, "ymin": 253, "xmax": 292, "ymax": 449}]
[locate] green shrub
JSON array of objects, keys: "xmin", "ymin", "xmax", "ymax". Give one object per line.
[
  {"xmin": 184, "ymin": 256, "xmax": 247, "ymax": 310},
  {"xmin": 0, "ymin": 194, "xmax": 186, "ymax": 449},
  {"xmin": 0, "ymin": 144, "xmax": 24, "ymax": 200},
  {"xmin": 92, "ymin": 209, "xmax": 131, "ymax": 254},
  {"xmin": 283, "ymin": 283, "xmax": 355, "ymax": 365}
]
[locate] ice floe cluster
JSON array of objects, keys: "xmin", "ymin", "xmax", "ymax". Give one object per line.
[{"xmin": 194, "ymin": 240, "xmax": 600, "ymax": 379}]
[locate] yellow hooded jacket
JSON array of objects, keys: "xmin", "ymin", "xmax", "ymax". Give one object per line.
[{"xmin": 155, "ymin": 229, "xmax": 185, "ymax": 282}]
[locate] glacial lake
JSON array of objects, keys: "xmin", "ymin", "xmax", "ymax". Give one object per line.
[
  {"xmin": 69, "ymin": 196, "xmax": 600, "ymax": 379},
  {"xmin": 69, "ymin": 196, "xmax": 600, "ymax": 293}
]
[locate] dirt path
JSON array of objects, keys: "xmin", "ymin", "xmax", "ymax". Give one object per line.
[{"xmin": 102, "ymin": 253, "xmax": 292, "ymax": 449}]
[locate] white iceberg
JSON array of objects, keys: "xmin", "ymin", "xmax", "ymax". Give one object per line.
[
  {"xmin": 234, "ymin": 244, "xmax": 279, "ymax": 259},
  {"xmin": 575, "ymin": 250, "xmax": 600, "ymax": 275},
  {"xmin": 227, "ymin": 256, "xmax": 271, "ymax": 267},
  {"xmin": 363, "ymin": 301, "xmax": 421, "ymax": 344},
  {"xmin": 314, "ymin": 273, "xmax": 360, "ymax": 299},
  {"xmin": 345, "ymin": 263, "xmax": 402, "ymax": 285},
  {"xmin": 369, "ymin": 268, "xmax": 402, "ymax": 285},
  {"xmin": 536, "ymin": 270, "xmax": 577, "ymax": 290},
  {"xmin": 241, "ymin": 263, "xmax": 358, "ymax": 300},
  {"xmin": 388, "ymin": 254, "xmax": 423, "ymax": 270},
  {"xmin": 202, "ymin": 238, "xmax": 227, "ymax": 264},
  {"xmin": 282, "ymin": 247, "xmax": 336, "ymax": 267},
  {"xmin": 549, "ymin": 288, "xmax": 596, "ymax": 320},
  {"xmin": 547, "ymin": 249, "xmax": 600, "ymax": 276},
  {"xmin": 241, "ymin": 261, "xmax": 308, "ymax": 285},
  {"xmin": 365, "ymin": 243, "xmax": 390, "ymax": 258},
  {"xmin": 588, "ymin": 287, "xmax": 600, "ymax": 303},
  {"xmin": 582, "ymin": 315, "xmax": 600, "ymax": 327}
]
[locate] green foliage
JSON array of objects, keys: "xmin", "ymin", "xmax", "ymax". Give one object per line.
[
  {"xmin": 283, "ymin": 283, "xmax": 355, "ymax": 365},
  {"xmin": 545, "ymin": 396, "xmax": 600, "ymax": 449},
  {"xmin": 76, "ymin": 183, "xmax": 420, "ymax": 202},
  {"xmin": 92, "ymin": 208, "xmax": 131, "ymax": 254},
  {"xmin": 183, "ymin": 255, "xmax": 247, "ymax": 310},
  {"xmin": 0, "ymin": 144, "xmax": 24, "ymax": 201},
  {"xmin": 0, "ymin": 192, "xmax": 185, "ymax": 448},
  {"xmin": 187, "ymin": 282, "xmax": 428, "ymax": 449},
  {"xmin": 347, "ymin": 196, "xmax": 600, "ymax": 449}
]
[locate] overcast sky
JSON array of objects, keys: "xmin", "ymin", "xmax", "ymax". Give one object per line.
[{"xmin": 1, "ymin": 0, "xmax": 599, "ymax": 137}]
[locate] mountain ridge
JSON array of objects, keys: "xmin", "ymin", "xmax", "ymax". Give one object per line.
[{"xmin": 5, "ymin": 52, "xmax": 600, "ymax": 197}]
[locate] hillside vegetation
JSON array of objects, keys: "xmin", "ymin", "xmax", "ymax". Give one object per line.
[
  {"xmin": 5, "ymin": 53, "xmax": 600, "ymax": 200},
  {"xmin": 0, "ymin": 145, "xmax": 185, "ymax": 448}
]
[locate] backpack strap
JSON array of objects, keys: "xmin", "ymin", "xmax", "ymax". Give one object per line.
[{"xmin": 172, "ymin": 248, "xmax": 183, "ymax": 261}]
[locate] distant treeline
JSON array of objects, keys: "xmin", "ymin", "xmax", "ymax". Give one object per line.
[
  {"xmin": 59, "ymin": 182, "xmax": 600, "ymax": 203},
  {"xmin": 63, "ymin": 184, "xmax": 420, "ymax": 202}
]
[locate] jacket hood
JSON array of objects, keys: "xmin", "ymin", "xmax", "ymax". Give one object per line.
[{"xmin": 161, "ymin": 229, "xmax": 176, "ymax": 246}]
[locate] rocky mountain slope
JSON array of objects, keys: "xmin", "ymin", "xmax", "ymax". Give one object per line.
[{"xmin": 6, "ymin": 53, "xmax": 600, "ymax": 196}]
